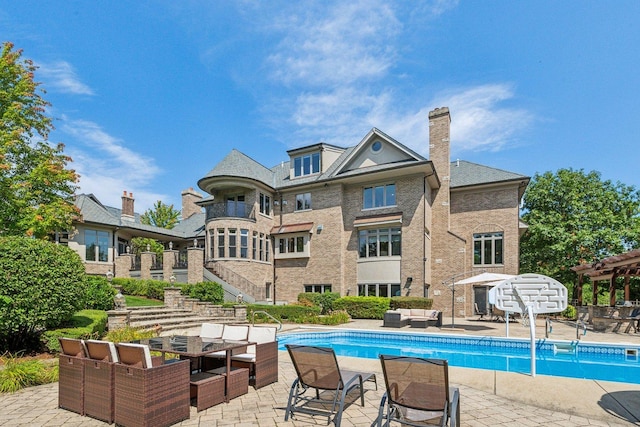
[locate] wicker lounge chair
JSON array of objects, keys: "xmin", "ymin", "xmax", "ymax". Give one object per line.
[
  {"xmin": 83, "ymin": 340, "xmax": 118, "ymax": 423},
  {"xmin": 376, "ymin": 355, "xmax": 460, "ymax": 427},
  {"xmin": 285, "ymin": 344, "xmax": 377, "ymax": 427},
  {"xmin": 114, "ymin": 343, "xmax": 190, "ymax": 427},
  {"xmin": 58, "ymin": 338, "xmax": 86, "ymax": 415},
  {"xmin": 231, "ymin": 325, "xmax": 278, "ymax": 389}
]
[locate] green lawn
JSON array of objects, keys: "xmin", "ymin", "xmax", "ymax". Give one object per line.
[{"xmin": 125, "ymin": 295, "xmax": 164, "ymax": 307}]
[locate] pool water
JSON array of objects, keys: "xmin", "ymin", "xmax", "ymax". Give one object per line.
[{"xmin": 277, "ymin": 330, "xmax": 640, "ymax": 384}]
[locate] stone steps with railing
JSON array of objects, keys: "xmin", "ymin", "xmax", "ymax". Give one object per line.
[{"xmin": 107, "ymin": 288, "xmax": 248, "ymax": 334}]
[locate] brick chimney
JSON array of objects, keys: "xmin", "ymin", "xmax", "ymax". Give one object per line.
[
  {"xmin": 121, "ymin": 191, "xmax": 135, "ymax": 222},
  {"xmin": 181, "ymin": 187, "xmax": 203, "ymax": 219},
  {"xmin": 428, "ymin": 107, "xmax": 452, "ymax": 228}
]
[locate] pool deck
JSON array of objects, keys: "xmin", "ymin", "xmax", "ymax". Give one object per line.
[{"xmin": 2, "ymin": 317, "xmax": 640, "ymax": 426}]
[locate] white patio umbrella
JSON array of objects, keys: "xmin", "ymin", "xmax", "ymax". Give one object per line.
[
  {"xmin": 453, "ymin": 272, "xmax": 516, "ymax": 285},
  {"xmin": 447, "ymin": 272, "xmax": 516, "ymax": 328}
]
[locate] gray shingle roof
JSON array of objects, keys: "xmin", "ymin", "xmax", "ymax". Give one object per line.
[
  {"xmin": 75, "ymin": 194, "xmax": 202, "ymax": 239},
  {"xmin": 199, "ymin": 149, "xmax": 276, "ymax": 188},
  {"xmin": 450, "ymin": 160, "xmax": 528, "ymax": 188}
]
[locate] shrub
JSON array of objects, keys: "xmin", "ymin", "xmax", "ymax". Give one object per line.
[
  {"xmin": 84, "ymin": 275, "xmax": 116, "ymax": 310},
  {"xmin": 181, "ymin": 282, "xmax": 224, "ymax": 304},
  {"xmin": 104, "ymin": 326, "xmax": 156, "ymax": 343},
  {"xmin": 247, "ymin": 304, "xmax": 321, "ymax": 323},
  {"xmin": 0, "ymin": 353, "xmax": 59, "ymax": 393},
  {"xmin": 0, "ymin": 237, "xmax": 87, "ymax": 353},
  {"xmin": 306, "ymin": 310, "xmax": 352, "ymax": 325},
  {"xmin": 114, "ymin": 278, "xmax": 166, "ymax": 300},
  {"xmin": 561, "ymin": 304, "xmax": 577, "ymax": 320},
  {"xmin": 41, "ymin": 309, "xmax": 108, "ymax": 353},
  {"xmin": 389, "ymin": 297, "xmax": 433, "ymax": 310},
  {"xmin": 298, "ymin": 292, "xmax": 340, "ymax": 314},
  {"xmin": 333, "ymin": 296, "xmax": 390, "ymax": 319}
]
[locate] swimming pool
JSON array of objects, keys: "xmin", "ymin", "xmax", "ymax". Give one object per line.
[{"xmin": 277, "ymin": 330, "xmax": 640, "ymax": 384}]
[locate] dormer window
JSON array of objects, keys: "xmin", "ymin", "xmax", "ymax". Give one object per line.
[{"xmin": 293, "ymin": 152, "xmax": 320, "ymax": 177}]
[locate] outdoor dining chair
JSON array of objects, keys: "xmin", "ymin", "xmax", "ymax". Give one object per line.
[
  {"xmin": 58, "ymin": 337, "xmax": 87, "ymax": 415},
  {"xmin": 83, "ymin": 340, "xmax": 118, "ymax": 423},
  {"xmin": 285, "ymin": 344, "xmax": 377, "ymax": 427},
  {"xmin": 114, "ymin": 343, "xmax": 190, "ymax": 427},
  {"xmin": 376, "ymin": 355, "xmax": 460, "ymax": 427},
  {"xmin": 200, "ymin": 322, "xmax": 224, "ymax": 339},
  {"xmin": 230, "ymin": 325, "xmax": 278, "ymax": 389}
]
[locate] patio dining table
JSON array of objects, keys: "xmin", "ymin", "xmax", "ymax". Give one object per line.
[{"xmin": 136, "ymin": 336, "xmax": 251, "ymax": 402}]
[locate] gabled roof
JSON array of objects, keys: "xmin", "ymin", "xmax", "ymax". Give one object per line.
[
  {"xmin": 450, "ymin": 160, "xmax": 528, "ymax": 188},
  {"xmin": 74, "ymin": 194, "xmax": 202, "ymax": 239}
]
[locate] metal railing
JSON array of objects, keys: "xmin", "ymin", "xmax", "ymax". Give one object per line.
[
  {"xmin": 251, "ymin": 310, "xmax": 282, "ymax": 331},
  {"xmin": 205, "ymin": 202, "xmax": 254, "ymax": 220}
]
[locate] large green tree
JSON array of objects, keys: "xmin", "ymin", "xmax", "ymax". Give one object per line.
[
  {"xmin": 520, "ymin": 168, "xmax": 640, "ymax": 287},
  {"xmin": 0, "ymin": 42, "xmax": 79, "ymax": 238},
  {"xmin": 140, "ymin": 200, "xmax": 180, "ymax": 229}
]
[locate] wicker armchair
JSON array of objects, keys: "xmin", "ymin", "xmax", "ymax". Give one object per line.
[
  {"xmin": 83, "ymin": 340, "xmax": 118, "ymax": 423},
  {"xmin": 114, "ymin": 343, "xmax": 191, "ymax": 427},
  {"xmin": 231, "ymin": 325, "xmax": 278, "ymax": 389},
  {"xmin": 58, "ymin": 338, "xmax": 86, "ymax": 415}
]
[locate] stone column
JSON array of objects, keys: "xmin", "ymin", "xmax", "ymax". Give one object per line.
[
  {"xmin": 115, "ymin": 254, "xmax": 134, "ymax": 278},
  {"xmin": 164, "ymin": 287, "xmax": 182, "ymax": 309},
  {"xmin": 188, "ymin": 247, "xmax": 204, "ymax": 284},
  {"xmin": 141, "ymin": 251, "xmax": 154, "ymax": 280},
  {"xmin": 163, "ymin": 249, "xmax": 177, "ymax": 282}
]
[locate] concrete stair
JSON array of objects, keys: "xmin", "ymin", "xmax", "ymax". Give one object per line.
[{"xmin": 127, "ymin": 306, "xmax": 241, "ymax": 335}]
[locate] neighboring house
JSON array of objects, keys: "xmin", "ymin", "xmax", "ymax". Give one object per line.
[{"xmin": 65, "ymin": 107, "xmax": 529, "ymax": 317}]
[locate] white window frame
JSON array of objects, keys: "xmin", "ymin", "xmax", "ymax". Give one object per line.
[
  {"xmin": 358, "ymin": 283, "xmax": 401, "ymax": 297},
  {"xmin": 295, "ymin": 192, "xmax": 312, "ymax": 211},
  {"xmin": 473, "ymin": 232, "xmax": 504, "ymax": 266},
  {"xmin": 240, "ymin": 229, "xmax": 249, "ymax": 258},
  {"xmin": 228, "ymin": 229, "xmax": 237, "ymax": 258},
  {"xmin": 363, "ymin": 183, "xmax": 396, "ymax": 210},
  {"xmin": 304, "ymin": 284, "xmax": 331, "ymax": 293},
  {"xmin": 358, "ymin": 227, "xmax": 401, "ymax": 258},
  {"xmin": 259, "ymin": 193, "xmax": 271, "ymax": 216},
  {"xmin": 85, "ymin": 229, "xmax": 109, "ymax": 262},
  {"xmin": 293, "ymin": 152, "xmax": 321, "ymax": 177},
  {"xmin": 275, "ymin": 233, "xmax": 310, "ymax": 259}
]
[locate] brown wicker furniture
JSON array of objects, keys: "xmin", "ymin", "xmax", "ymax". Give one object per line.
[
  {"xmin": 190, "ymin": 371, "xmax": 225, "ymax": 411},
  {"xmin": 58, "ymin": 338, "xmax": 86, "ymax": 415},
  {"xmin": 138, "ymin": 335, "xmax": 251, "ymax": 402},
  {"xmin": 206, "ymin": 366, "xmax": 249, "ymax": 400},
  {"xmin": 231, "ymin": 325, "xmax": 278, "ymax": 389},
  {"xmin": 83, "ymin": 340, "xmax": 118, "ymax": 423},
  {"xmin": 376, "ymin": 355, "xmax": 460, "ymax": 427},
  {"xmin": 285, "ymin": 344, "xmax": 377, "ymax": 427},
  {"xmin": 114, "ymin": 343, "xmax": 191, "ymax": 427}
]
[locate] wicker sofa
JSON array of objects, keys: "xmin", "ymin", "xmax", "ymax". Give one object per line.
[{"xmin": 383, "ymin": 308, "xmax": 442, "ymax": 328}]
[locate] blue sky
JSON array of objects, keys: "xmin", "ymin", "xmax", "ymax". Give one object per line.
[{"xmin": 2, "ymin": 1, "xmax": 639, "ymax": 213}]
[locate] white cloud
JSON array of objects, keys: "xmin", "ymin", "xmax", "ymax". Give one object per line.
[
  {"xmin": 436, "ymin": 84, "xmax": 534, "ymax": 154},
  {"xmin": 266, "ymin": 1, "xmax": 401, "ymax": 87},
  {"xmin": 60, "ymin": 119, "xmax": 167, "ymax": 212},
  {"xmin": 37, "ymin": 61, "xmax": 94, "ymax": 95}
]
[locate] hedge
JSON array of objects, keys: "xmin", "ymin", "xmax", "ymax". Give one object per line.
[
  {"xmin": 333, "ymin": 296, "xmax": 390, "ymax": 319},
  {"xmin": 41, "ymin": 309, "xmax": 108, "ymax": 353}
]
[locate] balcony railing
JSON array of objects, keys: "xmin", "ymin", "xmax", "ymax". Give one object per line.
[{"xmin": 205, "ymin": 201, "xmax": 253, "ymax": 220}]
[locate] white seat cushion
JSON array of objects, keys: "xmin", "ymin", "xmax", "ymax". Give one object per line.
[
  {"xmin": 85, "ymin": 339, "xmax": 119, "ymax": 363},
  {"xmin": 221, "ymin": 324, "xmax": 249, "ymax": 341},
  {"xmin": 200, "ymin": 322, "xmax": 224, "ymax": 339},
  {"xmin": 116, "ymin": 343, "xmax": 153, "ymax": 368},
  {"xmin": 230, "ymin": 352, "xmax": 256, "ymax": 363}
]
